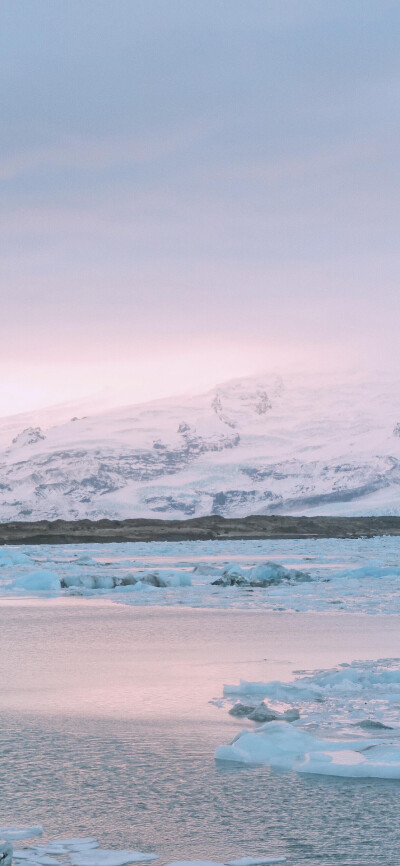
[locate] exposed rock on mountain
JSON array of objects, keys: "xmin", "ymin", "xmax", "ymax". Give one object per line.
[{"xmin": 0, "ymin": 373, "xmax": 399, "ymax": 520}]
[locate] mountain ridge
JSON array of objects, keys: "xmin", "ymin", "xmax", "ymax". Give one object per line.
[{"xmin": 0, "ymin": 372, "xmax": 399, "ymax": 521}]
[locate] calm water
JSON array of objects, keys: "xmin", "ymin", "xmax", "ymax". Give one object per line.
[{"xmin": 1, "ymin": 601, "xmax": 400, "ymax": 865}]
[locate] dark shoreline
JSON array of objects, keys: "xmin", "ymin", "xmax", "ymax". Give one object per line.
[{"xmin": 0, "ymin": 515, "xmax": 400, "ymax": 544}]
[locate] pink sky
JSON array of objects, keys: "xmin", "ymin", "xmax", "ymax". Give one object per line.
[{"xmin": 1, "ymin": 1, "xmax": 399, "ymax": 413}]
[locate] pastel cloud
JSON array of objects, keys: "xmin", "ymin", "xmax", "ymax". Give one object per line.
[{"xmin": 0, "ymin": 0, "xmax": 399, "ymax": 411}]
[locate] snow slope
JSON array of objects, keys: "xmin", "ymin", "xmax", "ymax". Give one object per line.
[{"xmin": 0, "ymin": 372, "xmax": 400, "ymax": 520}]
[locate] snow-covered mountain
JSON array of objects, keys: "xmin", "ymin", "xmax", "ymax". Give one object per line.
[{"xmin": 0, "ymin": 372, "xmax": 400, "ymax": 521}]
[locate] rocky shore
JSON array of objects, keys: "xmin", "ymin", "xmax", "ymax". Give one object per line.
[{"xmin": 0, "ymin": 515, "xmax": 399, "ymax": 545}]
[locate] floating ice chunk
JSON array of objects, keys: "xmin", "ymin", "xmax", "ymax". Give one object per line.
[
  {"xmin": 138, "ymin": 573, "xmax": 168, "ymax": 588},
  {"xmin": 0, "ymin": 549, "xmax": 31, "ymax": 566},
  {"xmin": 14, "ymin": 860, "xmax": 41, "ymax": 866},
  {"xmin": 215, "ymin": 721, "xmax": 317, "ymax": 766},
  {"xmin": 228, "ymin": 702, "xmax": 292, "ymax": 722},
  {"xmin": 165, "ymin": 571, "xmax": 191, "ymax": 587},
  {"xmin": 15, "ymin": 853, "xmax": 61, "ymax": 866},
  {"xmin": 137, "ymin": 570, "xmax": 191, "ymax": 588},
  {"xmin": 192, "ymin": 564, "xmax": 222, "ymax": 577},
  {"xmin": 213, "ymin": 564, "xmax": 247, "ymax": 586},
  {"xmin": 93, "ymin": 576, "xmax": 115, "ymax": 589},
  {"xmin": 30, "ymin": 853, "xmax": 60, "ymax": 866},
  {"xmin": 213, "ymin": 561, "xmax": 310, "ymax": 587},
  {"xmin": 61, "ymin": 573, "xmax": 117, "ymax": 590},
  {"xmin": 61, "ymin": 573, "xmax": 87, "ymax": 588},
  {"xmin": 11, "ymin": 571, "xmax": 61, "ymax": 592},
  {"xmin": 215, "ymin": 719, "xmax": 400, "ymax": 778},
  {"xmin": 249, "ymin": 562, "xmax": 310, "ymax": 585},
  {"xmin": 70, "ymin": 850, "xmax": 158, "ymax": 866},
  {"xmin": 56, "ymin": 840, "xmax": 98, "ymax": 850},
  {"xmin": 227, "ymin": 858, "xmax": 286, "ymax": 865},
  {"xmin": 131, "ymin": 580, "xmax": 156, "ymax": 592},
  {"xmin": 0, "ymin": 842, "xmax": 13, "ymax": 866},
  {"xmin": 0, "ymin": 828, "xmax": 43, "ymax": 841},
  {"xmin": 223, "ymin": 564, "xmax": 244, "ymax": 579},
  {"xmin": 223, "ymin": 680, "xmax": 316, "ymax": 702},
  {"xmin": 228, "ymin": 703, "xmax": 257, "ymax": 718}
]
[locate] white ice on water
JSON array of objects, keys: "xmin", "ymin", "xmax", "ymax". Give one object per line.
[
  {"xmin": 217, "ymin": 658, "xmax": 400, "ymax": 778},
  {"xmin": 0, "ymin": 843, "xmax": 13, "ymax": 866},
  {"xmin": 1, "ymin": 536, "xmax": 400, "ymax": 614},
  {"xmin": 51, "ymin": 842, "xmax": 98, "ymax": 852},
  {"xmin": 9, "ymin": 835, "xmax": 284, "ymax": 866}
]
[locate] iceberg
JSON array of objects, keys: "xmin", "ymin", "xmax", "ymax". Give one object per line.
[
  {"xmin": 11, "ymin": 571, "xmax": 61, "ymax": 592},
  {"xmin": 0, "ymin": 549, "xmax": 31, "ymax": 567},
  {"xmin": 229, "ymin": 702, "xmax": 299, "ymax": 723},
  {"xmin": 248, "ymin": 562, "xmax": 310, "ymax": 585},
  {"xmin": 212, "ymin": 561, "xmax": 310, "ymax": 587}
]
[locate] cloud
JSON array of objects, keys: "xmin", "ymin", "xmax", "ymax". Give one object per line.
[{"xmin": 0, "ymin": 0, "xmax": 400, "ymax": 410}]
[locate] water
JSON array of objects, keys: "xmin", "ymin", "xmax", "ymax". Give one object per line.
[
  {"xmin": 1, "ymin": 600, "xmax": 400, "ymax": 864},
  {"xmin": 3, "ymin": 535, "xmax": 400, "ymax": 615}
]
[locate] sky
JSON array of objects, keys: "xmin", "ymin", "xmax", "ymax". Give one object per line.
[{"xmin": 1, "ymin": 0, "xmax": 400, "ymax": 415}]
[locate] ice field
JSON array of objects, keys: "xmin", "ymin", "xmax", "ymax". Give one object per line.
[
  {"xmin": 1, "ymin": 535, "xmax": 400, "ymax": 615},
  {"xmin": 216, "ymin": 658, "xmax": 400, "ymax": 778}
]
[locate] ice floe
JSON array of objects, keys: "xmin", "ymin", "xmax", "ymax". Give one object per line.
[
  {"xmin": 211, "ymin": 561, "xmax": 310, "ymax": 587},
  {"xmin": 215, "ymin": 719, "xmax": 399, "ymax": 777},
  {"xmin": 11, "ymin": 571, "xmax": 61, "ymax": 592},
  {"xmin": 2, "ymin": 535, "xmax": 400, "ymax": 615},
  {"xmin": 10, "ymin": 836, "xmax": 284, "ymax": 866},
  {"xmin": 0, "ymin": 842, "xmax": 13, "ymax": 866},
  {"xmin": 217, "ymin": 658, "xmax": 400, "ymax": 778},
  {"xmin": 228, "ymin": 703, "xmax": 299, "ymax": 723},
  {"xmin": 54, "ymin": 842, "xmax": 98, "ymax": 851}
]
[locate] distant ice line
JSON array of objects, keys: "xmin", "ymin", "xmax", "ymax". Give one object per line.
[{"xmin": 2, "ymin": 537, "xmax": 400, "ymax": 614}]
